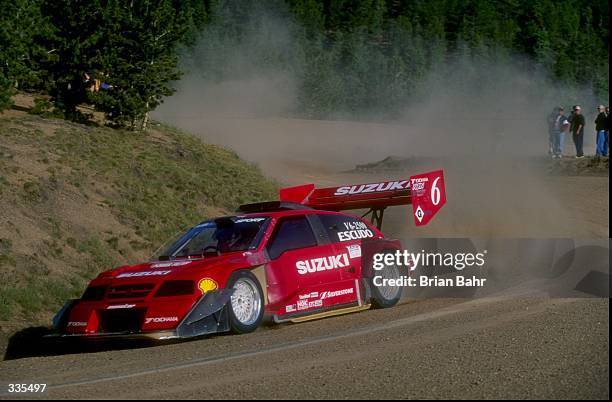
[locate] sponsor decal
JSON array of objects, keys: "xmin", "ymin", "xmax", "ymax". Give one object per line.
[
  {"xmin": 116, "ymin": 270, "xmax": 172, "ymax": 279},
  {"xmin": 409, "ymin": 170, "xmax": 446, "ymax": 227},
  {"xmin": 286, "ymin": 288, "xmax": 355, "ymax": 314},
  {"xmin": 334, "ymin": 180, "xmax": 410, "ymax": 196},
  {"xmin": 338, "ymin": 229, "xmax": 373, "ymax": 241},
  {"xmin": 342, "ymin": 221, "xmax": 368, "ymax": 231},
  {"xmin": 296, "ymin": 254, "xmax": 350, "ymax": 275},
  {"xmin": 234, "ymin": 217, "xmax": 266, "ymax": 223},
  {"xmin": 107, "ymin": 304, "xmax": 136, "ymax": 309},
  {"xmin": 145, "ymin": 316, "xmax": 179, "ymax": 324},
  {"xmin": 410, "ymin": 176, "xmax": 428, "ymax": 192},
  {"xmin": 150, "ymin": 261, "xmax": 191, "ymax": 268},
  {"xmin": 320, "ymin": 288, "xmax": 354, "ymax": 300},
  {"xmin": 297, "ymin": 298, "xmax": 323, "ymax": 311},
  {"xmin": 346, "ymin": 244, "xmax": 361, "ymax": 259},
  {"xmin": 198, "ymin": 278, "xmax": 218, "ymax": 294},
  {"xmin": 67, "ymin": 321, "xmax": 87, "ymax": 327},
  {"xmin": 414, "ymin": 205, "xmax": 425, "ymax": 223},
  {"xmin": 299, "ymin": 292, "xmax": 319, "ymax": 300},
  {"xmin": 337, "ymin": 221, "xmax": 373, "ymax": 242}
]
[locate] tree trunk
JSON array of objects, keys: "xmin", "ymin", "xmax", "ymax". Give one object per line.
[{"xmin": 140, "ymin": 101, "xmax": 150, "ymax": 131}]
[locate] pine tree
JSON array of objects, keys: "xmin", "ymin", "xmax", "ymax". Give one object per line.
[
  {"xmin": 92, "ymin": 0, "xmax": 203, "ymax": 130},
  {"xmin": 0, "ymin": 0, "xmax": 53, "ymax": 110},
  {"xmin": 2, "ymin": 0, "xmax": 608, "ymax": 121},
  {"xmin": 39, "ymin": 0, "xmax": 105, "ymax": 119}
]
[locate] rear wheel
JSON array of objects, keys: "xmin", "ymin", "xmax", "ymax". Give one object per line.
[
  {"xmin": 369, "ymin": 251, "xmax": 403, "ymax": 308},
  {"xmin": 227, "ymin": 271, "xmax": 264, "ymax": 334}
]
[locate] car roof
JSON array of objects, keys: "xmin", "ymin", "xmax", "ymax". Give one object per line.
[
  {"xmin": 238, "ymin": 208, "xmax": 343, "ymax": 219},
  {"xmin": 196, "ymin": 209, "xmax": 351, "ymax": 227},
  {"xmin": 198, "ymin": 207, "xmax": 381, "ymax": 238}
]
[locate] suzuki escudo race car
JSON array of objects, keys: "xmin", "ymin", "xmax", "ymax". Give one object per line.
[{"xmin": 51, "ymin": 170, "xmax": 446, "ymax": 340}]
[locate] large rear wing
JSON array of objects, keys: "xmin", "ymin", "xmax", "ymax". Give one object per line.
[{"xmin": 279, "ymin": 170, "xmax": 446, "ymax": 229}]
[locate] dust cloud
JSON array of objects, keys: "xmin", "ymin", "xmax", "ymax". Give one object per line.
[{"xmin": 153, "ymin": 2, "xmax": 605, "ymax": 238}]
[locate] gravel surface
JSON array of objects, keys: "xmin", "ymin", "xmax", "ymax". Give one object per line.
[{"xmin": 0, "ymin": 297, "xmax": 607, "ymax": 399}]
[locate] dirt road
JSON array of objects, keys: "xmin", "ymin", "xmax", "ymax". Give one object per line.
[{"xmin": 0, "ymin": 296, "xmax": 607, "ymax": 399}]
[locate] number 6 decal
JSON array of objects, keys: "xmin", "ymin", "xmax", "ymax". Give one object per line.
[
  {"xmin": 431, "ymin": 176, "xmax": 441, "ymax": 206},
  {"xmin": 409, "ymin": 170, "xmax": 446, "ymax": 226}
]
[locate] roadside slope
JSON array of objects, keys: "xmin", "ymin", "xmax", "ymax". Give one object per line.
[{"xmin": 0, "ymin": 113, "xmax": 276, "ymax": 338}]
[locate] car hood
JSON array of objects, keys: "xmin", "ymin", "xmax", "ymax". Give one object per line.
[{"xmin": 96, "ymin": 251, "xmax": 268, "ymax": 282}]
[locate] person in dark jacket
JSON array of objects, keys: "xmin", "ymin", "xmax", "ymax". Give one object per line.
[
  {"xmin": 594, "ymin": 105, "xmax": 608, "ymax": 156},
  {"xmin": 570, "ymin": 105, "xmax": 585, "ymax": 158}
]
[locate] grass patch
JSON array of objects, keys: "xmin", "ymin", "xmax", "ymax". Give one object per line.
[
  {"xmin": 0, "ymin": 238, "xmax": 15, "ymax": 267},
  {"xmin": 46, "ymin": 123, "xmax": 277, "ymax": 245},
  {"xmin": 22, "ymin": 180, "xmax": 42, "ymax": 202},
  {"xmin": 76, "ymin": 237, "xmax": 118, "ymax": 277},
  {"xmin": 0, "ymin": 275, "xmax": 84, "ymax": 321}
]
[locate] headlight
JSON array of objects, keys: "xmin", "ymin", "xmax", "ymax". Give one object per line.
[{"xmin": 81, "ymin": 285, "xmax": 107, "ymax": 301}]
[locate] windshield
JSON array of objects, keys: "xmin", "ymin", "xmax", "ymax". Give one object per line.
[{"xmin": 154, "ymin": 216, "xmax": 270, "ymax": 260}]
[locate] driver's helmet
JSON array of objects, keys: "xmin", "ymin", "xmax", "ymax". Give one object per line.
[{"xmin": 215, "ymin": 227, "xmax": 240, "ymax": 252}]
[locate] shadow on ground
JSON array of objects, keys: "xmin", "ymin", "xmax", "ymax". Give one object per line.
[{"xmin": 3, "ymin": 327, "xmax": 170, "ymax": 361}]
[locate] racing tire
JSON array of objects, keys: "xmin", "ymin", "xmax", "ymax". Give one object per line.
[
  {"xmin": 369, "ymin": 250, "xmax": 403, "ymax": 309},
  {"xmin": 227, "ymin": 270, "xmax": 265, "ymax": 334}
]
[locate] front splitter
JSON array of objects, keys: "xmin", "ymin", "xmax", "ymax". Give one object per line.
[{"xmin": 44, "ymin": 330, "xmax": 179, "ymax": 341}]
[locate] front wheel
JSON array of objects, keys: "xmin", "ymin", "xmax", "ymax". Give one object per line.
[
  {"xmin": 368, "ymin": 251, "xmax": 403, "ymax": 309},
  {"xmin": 227, "ymin": 271, "xmax": 264, "ymax": 334}
]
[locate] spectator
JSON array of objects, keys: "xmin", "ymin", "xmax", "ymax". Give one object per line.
[
  {"xmin": 551, "ymin": 106, "xmax": 569, "ymax": 158},
  {"xmin": 546, "ymin": 107, "xmax": 558, "ymax": 155},
  {"xmin": 594, "ymin": 105, "xmax": 608, "ymax": 157},
  {"xmin": 83, "ymin": 70, "xmax": 113, "ymax": 93},
  {"xmin": 568, "ymin": 105, "xmax": 577, "ymax": 123},
  {"xmin": 570, "ymin": 105, "xmax": 585, "ymax": 158},
  {"xmin": 606, "ymin": 106, "xmax": 610, "ymax": 156}
]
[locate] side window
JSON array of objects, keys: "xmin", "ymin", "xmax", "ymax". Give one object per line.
[
  {"xmin": 267, "ymin": 216, "xmax": 318, "ymax": 259},
  {"xmin": 318, "ymin": 214, "xmax": 375, "ymax": 243}
]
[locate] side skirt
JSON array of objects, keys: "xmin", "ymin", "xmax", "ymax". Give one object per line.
[
  {"xmin": 273, "ymin": 302, "xmax": 371, "ymax": 324},
  {"xmin": 289, "ymin": 304, "xmax": 371, "ymax": 323}
]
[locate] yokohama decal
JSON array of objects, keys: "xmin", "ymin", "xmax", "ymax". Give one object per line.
[{"xmin": 145, "ymin": 316, "xmax": 179, "ymax": 324}]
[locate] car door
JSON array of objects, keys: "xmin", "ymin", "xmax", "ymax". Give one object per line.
[
  {"xmin": 316, "ymin": 213, "xmax": 376, "ymax": 284},
  {"xmin": 264, "ymin": 214, "xmax": 346, "ymax": 316}
]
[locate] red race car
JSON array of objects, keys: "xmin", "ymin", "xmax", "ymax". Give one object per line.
[{"xmin": 51, "ymin": 171, "xmax": 446, "ymax": 340}]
